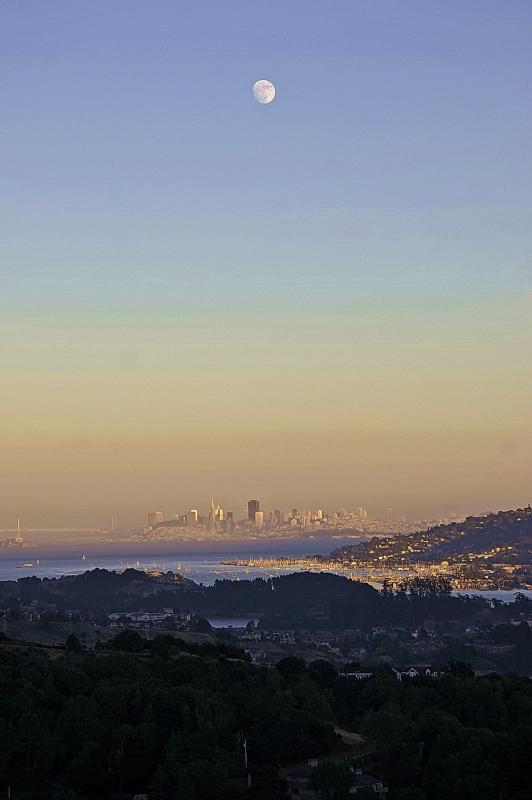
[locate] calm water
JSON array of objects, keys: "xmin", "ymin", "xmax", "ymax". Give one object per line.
[
  {"xmin": 0, "ymin": 538, "xmax": 352, "ymax": 585},
  {"xmin": 0, "ymin": 552, "xmax": 303, "ymax": 584},
  {"xmin": 207, "ymin": 617, "xmax": 259, "ymax": 628},
  {"xmin": 0, "ymin": 542, "xmax": 530, "ymax": 602}
]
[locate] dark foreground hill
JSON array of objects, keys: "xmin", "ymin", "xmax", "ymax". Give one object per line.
[
  {"xmin": 0, "ymin": 633, "xmax": 531, "ymax": 800},
  {"xmin": 0, "ymin": 568, "xmax": 530, "ymax": 631}
]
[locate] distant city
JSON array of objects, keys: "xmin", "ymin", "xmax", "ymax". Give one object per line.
[
  {"xmin": 142, "ymin": 499, "xmax": 466, "ymax": 542},
  {"xmin": 0, "ymin": 501, "xmax": 468, "ymax": 550}
]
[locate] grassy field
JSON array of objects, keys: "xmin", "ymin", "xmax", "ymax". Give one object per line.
[{"xmin": 0, "ymin": 618, "xmax": 216, "ymax": 648}]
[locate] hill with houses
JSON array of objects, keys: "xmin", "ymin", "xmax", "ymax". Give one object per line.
[{"xmin": 328, "ymin": 506, "xmax": 532, "ymax": 569}]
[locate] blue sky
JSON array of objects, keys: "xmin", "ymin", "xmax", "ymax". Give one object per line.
[{"xmin": 1, "ymin": 0, "xmax": 531, "ymax": 309}]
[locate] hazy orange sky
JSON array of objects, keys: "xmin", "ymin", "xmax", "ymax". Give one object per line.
[
  {"xmin": 1, "ymin": 2, "xmax": 531, "ymax": 527},
  {"xmin": 1, "ymin": 294, "xmax": 531, "ymax": 527}
]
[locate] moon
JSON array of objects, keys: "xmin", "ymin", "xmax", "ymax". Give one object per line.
[{"xmin": 252, "ymin": 79, "xmax": 276, "ymax": 104}]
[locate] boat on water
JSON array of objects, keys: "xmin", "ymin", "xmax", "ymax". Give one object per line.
[{"xmin": 17, "ymin": 562, "xmax": 35, "ymax": 568}]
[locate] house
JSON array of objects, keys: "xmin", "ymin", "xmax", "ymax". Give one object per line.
[
  {"xmin": 350, "ymin": 769, "xmax": 388, "ymax": 795},
  {"xmin": 108, "ymin": 610, "xmax": 176, "ymax": 626},
  {"xmin": 421, "ymin": 666, "xmax": 445, "ymax": 679},
  {"xmin": 392, "ymin": 667, "xmax": 420, "ymax": 681},
  {"xmin": 110, "ymin": 794, "xmax": 148, "ymax": 800},
  {"xmin": 339, "ymin": 671, "xmax": 374, "ymax": 680},
  {"xmin": 392, "ymin": 665, "xmax": 445, "ymax": 681},
  {"xmin": 246, "ymin": 648, "xmax": 269, "ymax": 663},
  {"xmin": 412, "ymin": 639, "xmax": 444, "ymax": 657},
  {"xmin": 284, "ymin": 760, "xmax": 388, "ymax": 799},
  {"xmin": 348, "ymin": 647, "xmax": 368, "ymax": 660},
  {"xmin": 285, "ymin": 760, "xmax": 320, "ymax": 799},
  {"xmin": 238, "ymin": 630, "xmax": 262, "ymax": 641},
  {"xmin": 310, "ymin": 631, "xmax": 336, "ymax": 647},
  {"xmin": 277, "ymin": 631, "xmax": 296, "ymax": 645},
  {"xmin": 479, "ymin": 644, "xmax": 515, "ymax": 655}
]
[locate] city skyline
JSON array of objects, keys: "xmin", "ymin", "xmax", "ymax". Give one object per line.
[
  {"xmin": 1, "ymin": 2, "xmax": 531, "ymax": 529},
  {"xmin": 1, "ymin": 491, "xmax": 524, "ymax": 533}
]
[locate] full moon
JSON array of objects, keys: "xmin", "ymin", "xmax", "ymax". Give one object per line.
[{"xmin": 252, "ymin": 79, "xmax": 276, "ymax": 104}]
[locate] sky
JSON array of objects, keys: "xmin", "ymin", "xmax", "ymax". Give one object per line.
[{"xmin": 1, "ymin": 1, "xmax": 531, "ymax": 528}]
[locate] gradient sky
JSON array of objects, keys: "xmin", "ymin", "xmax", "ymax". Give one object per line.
[{"xmin": 1, "ymin": 1, "xmax": 531, "ymax": 527}]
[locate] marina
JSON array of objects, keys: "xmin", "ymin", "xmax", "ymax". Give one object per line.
[{"xmin": 0, "ymin": 549, "xmax": 529, "ymax": 601}]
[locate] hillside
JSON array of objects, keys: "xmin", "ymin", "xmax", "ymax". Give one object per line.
[
  {"xmin": 0, "ymin": 568, "xmax": 529, "ymax": 633},
  {"xmin": 328, "ymin": 506, "xmax": 532, "ymax": 567},
  {"xmin": 0, "ymin": 633, "xmax": 531, "ymax": 799}
]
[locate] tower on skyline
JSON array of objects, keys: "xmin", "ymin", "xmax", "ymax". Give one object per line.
[
  {"xmin": 208, "ymin": 498, "xmax": 217, "ymax": 532},
  {"xmin": 273, "ymin": 509, "xmax": 283, "ymax": 525},
  {"xmin": 147, "ymin": 511, "xmax": 163, "ymax": 526},
  {"xmin": 247, "ymin": 499, "xmax": 260, "ymax": 522}
]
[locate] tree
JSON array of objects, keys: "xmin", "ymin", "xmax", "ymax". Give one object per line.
[
  {"xmin": 308, "ymin": 659, "xmax": 338, "ymax": 685},
  {"xmin": 447, "ymin": 659, "xmax": 474, "ymax": 678},
  {"xmin": 311, "ymin": 760, "xmax": 353, "ymax": 800},
  {"xmin": 276, "ymin": 657, "xmax": 307, "ymax": 681},
  {"xmin": 110, "ymin": 628, "xmax": 146, "ymax": 652},
  {"xmin": 65, "ymin": 633, "xmax": 82, "ymax": 652},
  {"xmin": 191, "ymin": 616, "xmax": 213, "ymax": 633}
]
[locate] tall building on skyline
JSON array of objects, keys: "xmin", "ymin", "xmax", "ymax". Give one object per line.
[
  {"xmin": 254, "ymin": 511, "xmax": 264, "ymax": 529},
  {"xmin": 208, "ymin": 499, "xmax": 225, "ymax": 530},
  {"xmin": 272, "ymin": 509, "xmax": 283, "ymax": 525},
  {"xmin": 248, "ymin": 499, "xmax": 260, "ymax": 522},
  {"xmin": 15, "ymin": 516, "xmax": 24, "ymax": 545},
  {"xmin": 147, "ymin": 511, "xmax": 163, "ymax": 526},
  {"xmin": 208, "ymin": 499, "xmax": 216, "ymax": 532}
]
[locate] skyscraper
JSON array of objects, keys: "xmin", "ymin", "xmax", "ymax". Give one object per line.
[
  {"xmin": 15, "ymin": 516, "xmax": 24, "ymax": 545},
  {"xmin": 208, "ymin": 499, "xmax": 217, "ymax": 531},
  {"xmin": 254, "ymin": 511, "xmax": 264, "ymax": 529},
  {"xmin": 248, "ymin": 499, "xmax": 260, "ymax": 522},
  {"xmin": 273, "ymin": 509, "xmax": 283, "ymax": 525},
  {"xmin": 147, "ymin": 511, "xmax": 163, "ymax": 526}
]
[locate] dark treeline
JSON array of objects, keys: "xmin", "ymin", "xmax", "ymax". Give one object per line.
[
  {"xmin": 332, "ymin": 662, "xmax": 532, "ymax": 800},
  {"xmin": 0, "ymin": 633, "xmax": 531, "ymax": 800},
  {"xmin": 2, "ymin": 569, "xmax": 529, "ymax": 630}
]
